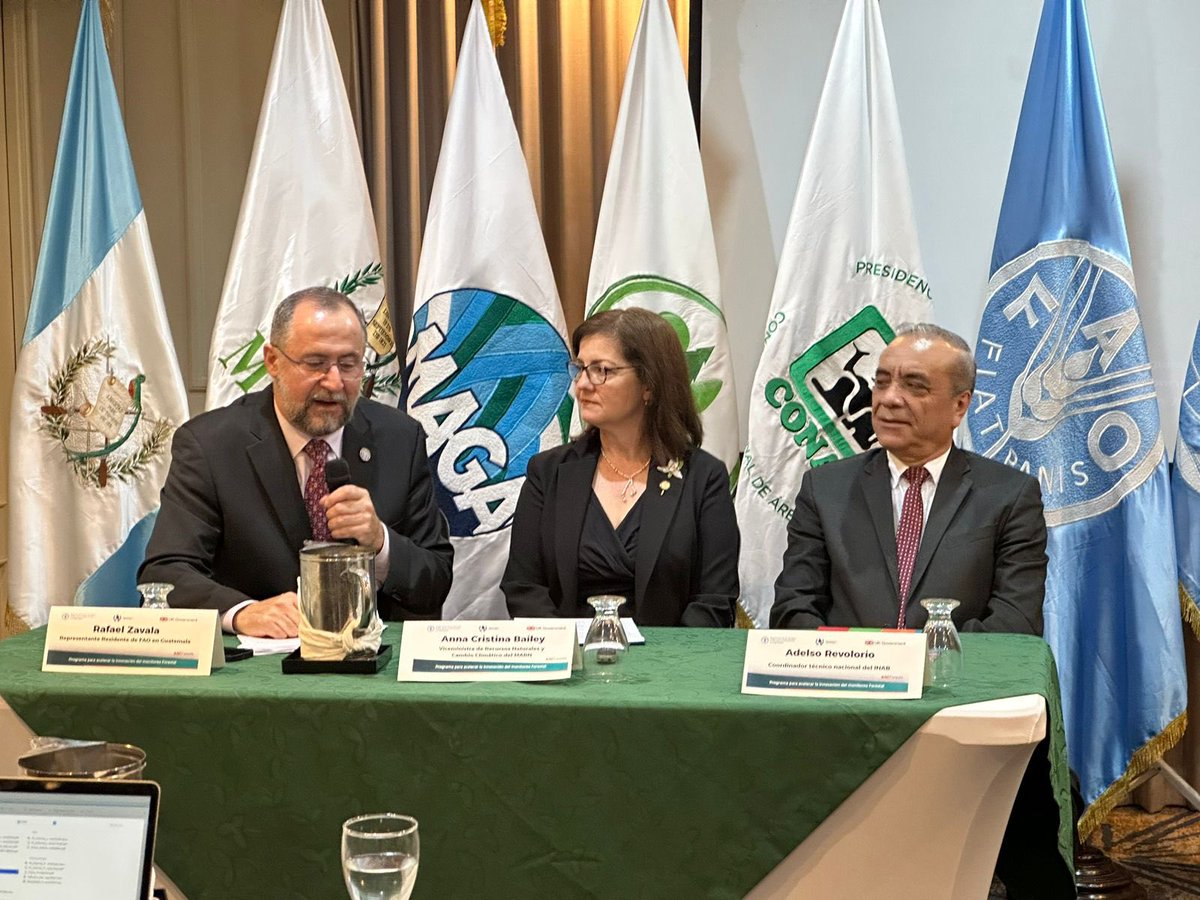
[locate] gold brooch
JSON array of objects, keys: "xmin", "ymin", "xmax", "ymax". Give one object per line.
[{"xmin": 656, "ymin": 459, "xmax": 684, "ymax": 494}]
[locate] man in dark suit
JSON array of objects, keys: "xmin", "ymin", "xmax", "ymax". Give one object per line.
[
  {"xmin": 771, "ymin": 323, "xmax": 1072, "ymax": 899},
  {"xmin": 771, "ymin": 324, "xmax": 1046, "ymax": 634},
  {"xmin": 139, "ymin": 287, "xmax": 452, "ymax": 637}
]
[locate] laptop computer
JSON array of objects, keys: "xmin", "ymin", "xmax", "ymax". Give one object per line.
[{"xmin": 0, "ymin": 778, "xmax": 159, "ymax": 900}]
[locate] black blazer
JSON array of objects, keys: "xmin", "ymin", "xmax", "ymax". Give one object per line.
[
  {"xmin": 139, "ymin": 387, "xmax": 453, "ymax": 619},
  {"xmin": 501, "ymin": 436, "xmax": 739, "ymax": 626},
  {"xmin": 770, "ymin": 446, "xmax": 1046, "ymax": 634}
]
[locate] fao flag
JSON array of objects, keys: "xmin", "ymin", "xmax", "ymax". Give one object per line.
[{"xmin": 967, "ymin": 0, "xmax": 1187, "ymax": 837}]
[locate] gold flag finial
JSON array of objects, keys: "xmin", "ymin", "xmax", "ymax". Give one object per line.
[
  {"xmin": 483, "ymin": 0, "xmax": 507, "ymax": 48},
  {"xmin": 99, "ymin": 0, "xmax": 116, "ymax": 50}
]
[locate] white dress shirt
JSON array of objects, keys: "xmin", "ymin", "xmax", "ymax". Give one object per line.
[{"xmin": 885, "ymin": 445, "xmax": 952, "ymax": 535}]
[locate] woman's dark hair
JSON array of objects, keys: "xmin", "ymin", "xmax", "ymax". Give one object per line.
[{"xmin": 572, "ymin": 308, "xmax": 702, "ymax": 464}]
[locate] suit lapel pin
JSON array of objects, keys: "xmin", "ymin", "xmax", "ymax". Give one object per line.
[
  {"xmin": 359, "ymin": 447, "xmax": 372, "ymax": 462},
  {"xmin": 656, "ymin": 459, "xmax": 683, "ymax": 495}
]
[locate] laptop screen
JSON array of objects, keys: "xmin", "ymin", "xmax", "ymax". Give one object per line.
[{"xmin": 0, "ymin": 778, "xmax": 158, "ymax": 900}]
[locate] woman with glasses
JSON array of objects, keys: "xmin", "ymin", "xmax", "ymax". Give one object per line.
[{"xmin": 501, "ymin": 308, "xmax": 738, "ymax": 626}]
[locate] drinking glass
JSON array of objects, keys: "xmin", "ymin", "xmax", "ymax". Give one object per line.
[
  {"xmin": 582, "ymin": 595, "xmax": 629, "ymax": 670},
  {"xmin": 136, "ymin": 582, "xmax": 173, "ymax": 609},
  {"xmin": 920, "ymin": 598, "xmax": 964, "ymax": 687},
  {"xmin": 341, "ymin": 814, "xmax": 419, "ymax": 900}
]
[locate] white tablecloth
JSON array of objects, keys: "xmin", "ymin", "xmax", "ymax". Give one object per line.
[{"xmin": 747, "ymin": 694, "xmax": 1047, "ymax": 900}]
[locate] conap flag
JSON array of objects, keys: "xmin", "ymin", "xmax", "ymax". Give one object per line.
[
  {"xmin": 206, "ymin": 0, "xmax": 398, "ymax": 410},
  {"xmin": 734, "ymin": 0, "xmax": 931, "ymax": 626},
  {"xmin": 405, "ymin": 0, "xmax": 572, "ymax": 619},
  {"xmin": 8, "ymin": 0, "xmax": 188, "ymax": 625},
  {"xmin": 586, "ymin": 0, "xmax": 739, "ymax": 472},
  {"xmin": 967, "ymin": 0, "xmax": 1186, "ymax": 837}
]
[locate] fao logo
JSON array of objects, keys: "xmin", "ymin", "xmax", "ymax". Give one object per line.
[
  {"xmin": 969, "ymin": 240, "xmax": 1163, "ymax": 526},
  {"xmin": 406, "ymin": 289, "xmax": 571, "ymax": 538}
]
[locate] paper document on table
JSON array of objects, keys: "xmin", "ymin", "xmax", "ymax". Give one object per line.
[
  {"xmin": 575, "ymin": 618, "xmax": 645, "ymax": 645},
  {"xmin": 237, "ymin": 636, "xmax": 300, "ymax": 656},
  {"xmin": 742, "ymin": 629, "xmax": 926, "ymax": 700}
]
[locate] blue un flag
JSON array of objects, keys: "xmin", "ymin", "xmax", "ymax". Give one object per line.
[
  {"xmin": 967, "ymin": 0, "xmax": 1187, "ymax": 837},
  {"xmin": 1174, "ymin": 323, "xmax": 1200, "ymax": 637}
]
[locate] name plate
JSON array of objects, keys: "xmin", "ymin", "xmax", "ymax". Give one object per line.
[
  {"xmin": 741, "ymin": 629, "xmax": 926, "ymax": 700},
  {"xmin": 398, "ymin": 621, "xmax": 578, "ymax": 682},
  {"xmin": 43, "ymin": 607, "xmax": 223, "ymax": 676}
]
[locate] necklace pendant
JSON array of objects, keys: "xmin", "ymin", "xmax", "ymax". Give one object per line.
[{"xmin": 601, "ymin": 448, "xmax": 650, "ymax": 503}]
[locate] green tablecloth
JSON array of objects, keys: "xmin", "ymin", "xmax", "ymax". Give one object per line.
[{"xmin": 0, "ymin": 627, "xmax": 1070, "ymax": 899}]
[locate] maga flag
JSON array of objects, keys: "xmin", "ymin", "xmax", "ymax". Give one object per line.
[{"xmin": 405, "ymin": 0, "xmax": 572, "ymax": 619}]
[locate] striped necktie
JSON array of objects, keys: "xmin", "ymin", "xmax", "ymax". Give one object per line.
[{"xmin": 895, "ymin": 465, "xmax": 929, "ymax": 628}]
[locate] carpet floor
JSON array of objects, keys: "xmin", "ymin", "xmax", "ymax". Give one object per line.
[
  {"xmin": 987, "ymin": 805, "xmax": 1200, "ymax": 899},
  {"xmin": 1098, "ymin": 805, "xmax": 1200, "ymax": 899}
]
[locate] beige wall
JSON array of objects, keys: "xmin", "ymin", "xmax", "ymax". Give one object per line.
[{"xmin": 0, "ymin": 0, "xmax": 359, "ymax": 634}]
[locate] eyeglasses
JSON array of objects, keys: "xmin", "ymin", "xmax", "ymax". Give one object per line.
[
  {"xmin": 568, "ymin": 360, "xmax": 636, "ymax": 385},
  {"xmin": 274, "ymin": 346, "xmax": 366, "ymax": 378}
]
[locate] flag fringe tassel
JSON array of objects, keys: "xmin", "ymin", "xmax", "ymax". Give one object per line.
[
  {"xmin": 2, "ymin": 605, "xmax": 31, "ymax": 640},
  {"xmin": 483, "ymin": 0, "xmax": 507, "ymax": 48},
  {"xmin": 1181, "ymin": 584, "xmax": 1200, "ymax": 642},
  {"xmin": 1078, "ymin": 710, "xmax": 1188, "ymax": 841}
]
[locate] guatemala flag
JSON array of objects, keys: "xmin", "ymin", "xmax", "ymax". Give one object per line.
[
  {"xmin": 1175, "ymin": 322, "xmax": 1200, "ymax": 638},
  {"xmin": 7, "ymin": 0, "xmax": 189, "ymax": 626},
  {"xmin": 967, "ymin": 0, "xmax": 1187, "ymax": 837}
]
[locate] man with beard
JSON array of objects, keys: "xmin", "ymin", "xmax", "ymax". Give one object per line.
[{"xmin": 140, "ymin": 287, "xmax": 452, "ymax": 637}]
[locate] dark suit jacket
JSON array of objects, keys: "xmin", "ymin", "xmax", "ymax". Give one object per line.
[
  {"xmin": 770, "ymin": 446, "xmax": 1046, "ymax": 634},
  {"xmin": 501, "ymin": 436, "xmax": 739, "ymax": 626},
  {"xmin": 139, "ymin": 387, "xmax": 453, "ymax": 620}
]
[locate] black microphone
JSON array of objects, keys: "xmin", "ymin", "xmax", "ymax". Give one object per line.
[
  {"xmin": 325, "ymin": 457, "xmax": 352, "ymax": 493},
  {"xmin": 324, "ymin": 457, "xmax": 356, "ymax": 544}
]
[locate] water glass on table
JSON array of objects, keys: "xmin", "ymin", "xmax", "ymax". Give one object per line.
[
  {"xmin": 920, "ymin": 597, "xmax": 964, "ymax": 687},
  {"xmin": 341, "ymin": 813, "xmax": 419, "ymax": 900}
]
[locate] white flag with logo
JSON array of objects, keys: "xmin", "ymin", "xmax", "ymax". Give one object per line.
[
  {"xmin": 205, "ymin": 0, "xmax": 398, "ymax": 410},
  {"xmin": 405, "ymin": 0, "xmax": 572, "ymax": 619},
  {"xmin": 734, "ymin": 0, "xmax": 932, "ymax": 626},
  {"xmin": 586, "ymin": 0, "xmax": 739, "ymax": 471},
  {"xmin": 8, "ymin": 0, "xmax": 189, "ymax": 626}
]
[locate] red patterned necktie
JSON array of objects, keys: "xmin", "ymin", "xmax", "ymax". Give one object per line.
[
  {"xmin": 303, "ymin": 439, "xmax": 332, "ymax": 541},
  {"xmin": 895, "ymin": 465, "xmax": 929, "ymax": 628}
]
